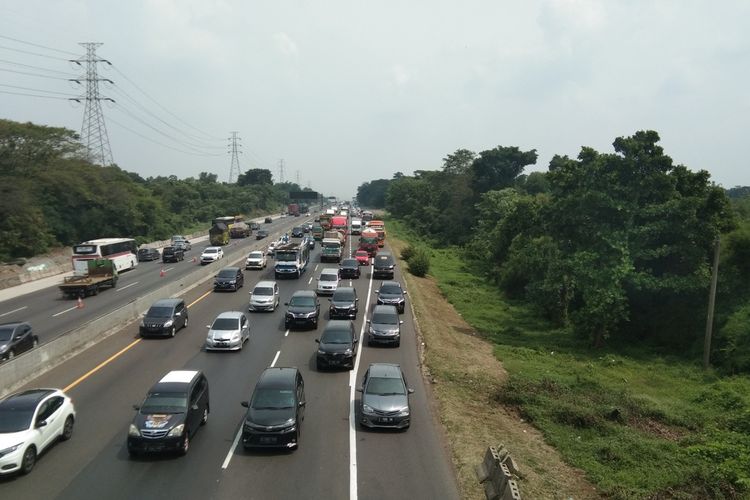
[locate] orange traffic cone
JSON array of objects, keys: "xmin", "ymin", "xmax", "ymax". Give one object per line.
[
  {"xmin": 76, "ymin": 297, "xmax": 84, "ymax": 309},
  {"xmin": 192, "ymin": 256, "xmax": 197, "ymax": 263},
  {"xmin": 159, "ymin": 268, "xmax": 166, "ymax": 277}
]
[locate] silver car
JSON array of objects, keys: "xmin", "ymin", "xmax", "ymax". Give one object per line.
[
  {"xmin": 367, "ymin": 305, "xmax": 403, "ymax": 347},
  {"xmin": 205, "ymin": 311, "xmax": 250, "ymax": 351},
  {"xmin": 357, "ymin": 363, "xmax": 413, "ymax": 430},
  {"xmin": 249, "ymin": 281, "xmax": 280, "ymax": 312}
]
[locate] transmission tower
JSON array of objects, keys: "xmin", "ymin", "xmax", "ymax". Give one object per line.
[
  {"xmin": 227, "ymin": 131, "xmax": 242, "ymax": 182},
  {"xmin": 70, "ymin": 43, "xmax": 115, "ymax": 166},
  {"xmin": 278, "ymin": 159, "xmax": 285, "ymax": 183},
  {"xmin": 296, "ymin": 170, "xmax": 300, "ymax": 186}
]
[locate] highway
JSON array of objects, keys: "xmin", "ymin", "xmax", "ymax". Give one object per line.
[{"xmin": 0, "ymin": 222, "xmax": 459, "ymax": 499}]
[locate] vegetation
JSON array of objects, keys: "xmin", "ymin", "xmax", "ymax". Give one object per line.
[
  {"xmin": 387, "ymin": 220, "xmax": 750, "ymax": 499},
  {"xmin": 0, "ymin": 119, "xmax": 312, "ymax": 260}
]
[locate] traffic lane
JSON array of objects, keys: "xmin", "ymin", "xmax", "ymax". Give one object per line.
[{"xmin": 215, "ymin": 263, "xmax": 352, "ymax": 500}]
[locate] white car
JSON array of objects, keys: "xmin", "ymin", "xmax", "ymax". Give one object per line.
[
  {"xmin": 245, "ymin": 250, "xmax": 267, "ymax": 270},
  {"xmin": 267, "ymin": 240, "xmax": 282, "ymax": 256},
  {"xmin": 249, "ymin": 281, "xmax": 280, "ymax": 312},
  {"xmin": 0, "ymin": 388, "xmax": 76, "ymax": 475},
  {"xmin": 316, "ymin": 268, "xmax": 340, "ymax": 295},
  {"xmin": 200, "ymin": 246, "xmax": 224, "ymax": 265}
]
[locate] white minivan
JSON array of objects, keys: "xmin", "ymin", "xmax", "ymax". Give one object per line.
[{"xmin": 316, "ymin": 268, "xmax": 340, "ymax": 295}]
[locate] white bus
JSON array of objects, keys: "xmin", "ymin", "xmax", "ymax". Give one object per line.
[{"xmin": 72, "ymin": 238, "xmax": 139, "ymax": 273}]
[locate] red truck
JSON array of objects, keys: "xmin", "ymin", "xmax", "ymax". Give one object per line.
[
  {"xmin": 288, "ymin": 203, "xmax": 300, "ymax": 217},
  {"xmin": 358, "ymin": 229, "xmax": 379, "ymax": 257},
  {"xmin": 331, "ymin": 215, "xmax": 348, "ymax": 235}
]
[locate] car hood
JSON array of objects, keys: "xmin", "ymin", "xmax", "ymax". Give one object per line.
[
  {"xmin": 287, "ymin": 306, "xmax": 316, "ymax": 314},
  {"xmin": 133, "ymin": 412, "xmax": 185, "ymax": 430},
  {"xmin": 378, "ymin": 292, "xmax": 403, "ymax": 301},
  {"xmin": 246, "ymin": 407, "xmax": 296, "ymax": 427},
  {"xmin": 251, "ymin": 295, "xmax": 273, "ymax": 303},
  {"xmin": 363, "ymin": 393, "xmax": 408, "ymax": 412},
  {"xmin": 246, "ymin": 258, "xmax": 263, "ymax": 263},
  {"xmin": 208, "ymin": 328, "xmax": 241, "ymax": 340},
  {"xmin": 202, "ymin": 253, "xmax": 219, "ymax": 259},
  {"xmin": 319, "ymin": 341, "xmax": 353, "ymax": 353},
  {"xmin": 0, "ymin": 429, "xmax": 30, "ymax": 447},
  {"xmin": 370, "ymin": 321, "xmax": 399, "ymax": 333},
  {"xmin": 331, "ymin": 300, "xmax": 355, "ymax": 308}
]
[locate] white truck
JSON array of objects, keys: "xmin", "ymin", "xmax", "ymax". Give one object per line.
[{"xmin": 350, "ymin": 218, "xmax": 363, "ymax": 235}]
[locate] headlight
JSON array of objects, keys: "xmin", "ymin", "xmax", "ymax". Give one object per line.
[
  {"xmin": 163, "ymin": 320, "xmax": 174, "ymax": 327},
  {"xmin": 167, "ymin": 424, "xmax": 185, "ymax": 437},
  {"xmin": 317, "ymin": 349, "xmax": 326, "ymax": 354},
  {"xmin": 139, "ymin": 319, "xmax": 145, "ymax": 327},
  {"xmin": 369, "ymin": 326, "xmax": 375, "ymax": 335},
  {"xmin": 232, "ymin": 333, "xmax": 240, "ymax": 341},
  {"xmin": 228, "ymin": 280, "xmax": 236, "ymax": 284},
  {"xmin": 362, "ymin": 404, "xmax": 375, "ymax": 415},
  {"xmin": 397, "ymin": 407, "xmax": 410, "ymax": 417},
  {"xmin": 344, "ymin": 348, "xmax": 353, "ymax": 354},
  {"xmin": 128, "ymin": 424, "xmax": 140, "ymax": 437},
  {"xmin": 0, "ymin": 442, "xmax": 23, "ymax": 456}
]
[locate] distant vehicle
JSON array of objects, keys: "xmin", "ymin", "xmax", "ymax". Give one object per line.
[
  {"xmin": 303, "ymin": 223, "xmax": 312, "ymax": 232},
  {"xmin": 59, "ymin": 259, "xmax": 118, "ymax": 298},
  {"xmin": 205, "ymin": 311, "xmax": 250, "ymax": 351},
  {"xmin": 331, "ymin": 216, "xmax": 348, "ymax": 234},
  {"xmin": 361, "ymin": 210, "xmax": 373, "ymax": 222},
  {"xmin": 288, "ymin": 203, "xmax": 300, "ymax": 217},
  {"xmin": 249, "ymin": 281, "xmax": 280, "ymax": 312},
  {"xmin": 214, "ymin": 266, "xmax": 244, "ymax": 292},
  {"xmin": 209, "ymin": 222, "xmax": 230, "ymax": 246},
  {"xmin": 350, "ymin": 218, "xmax": 363, "ymax": 235},
  {"xmin": 161, "ymin": 246, "xmax": 184, "ymax": 263},
  {"xmin": 367, "ymin": 305, "xmax": 403, "ymax": 347},
  {"xmin": 329, "ymin": 287, "xmax": 359, "ymax": 319},
  {"xmin": 200, "ymin": 247, "xmax": 224, "ymax": 264},
  {"xmin": 72, "ymin": 237, "xmax": 138, "ymax": 272},
  {"xmin": 373, "ymin": 252, "xmax": 396, "ymax": 279},
  {"xmin": 319, "ymin": 214, "xmax": 333, "ymax": 231},
  {"xmin": 172, "ymin": 240, "xmax": 191, "ymax": 252},
  {"xmin": 264, "ymin": 217, "xmax": 273, "ymax": 224},
  {"xmin": 250, "ymin": 222, "xmax": 261, "ymax": 231},
  {"xmin": 267, "ymin": 240, "xmax": 281, "ymax": 256},
  {"xmin": 339, "ymin": 258, "xmax": 361, "ymax": 279},
  {"xmin": 284, "ymin": 290, "xmax": 320, "ymax": 330},
  {"xmin": 230, "ymin": 221, "xmax": 251, "ymax": 238},
  {"xmin": 245, "ymin": 250, "xmax": 267, "ymax": 270},
  {"xmin": 303, "ymin": 235, "xmax": 315, "ymax": 249},
  {"xmin": 316, "ymin": 268, "xmax": 340, "ymax": 295},
  {"xmin": 376, "ymin": 280, "xmax": 407, "ymax": 313},
  {"xmin": 312, "ymin": 225, "xmax": 325, "ymax": 241},
  {"xmin": 354, "ymin": 250, "xmax": 370, "ymax": 266},
  {"xmin": 137, "ymin": 247, "xmax": 160, "ymax": 262},
  {"xmin": 171, "ymin": 235, "xmax": 187, "ymax": 243},
  {"xmin": 368, "ymin": 220, "xmax": 386, "ymax": 247},
  {"xmin": 316, "ymin": 320, "xmax": 357, "ymax": 370},
  {"xmin": 256, "ymin": 230, "xmax": 269, "ymax": 240},
  {"xmin": 0, "ymin": 388, "xmax": 76, "ymax": 475},
  {"xmin": 139, "ymin": 298, "xmax": 188, "ymax": 337},
  {"xmin": 291, "ymin": 227, "xmax": 305, "ymax": 238},
  {"xmin": 241, "ymin": 367, "xmax": 305, "ymax": 450},
  {"xmin": 358, "ymin": 229, "xmax": 379, "ymax": 257},
  {"xmin": 128, "ymin": 370, "xmax": 209, "ymax": 456},
  {"xmin": 357, "ymin": 363, "xmax": 413, "ymax": 429},
  {"xmin": 321, "ymin": 238, "xmax": 342, "ymax": 263},
  {"xmin": 0, "ymin": 322, "xmax": 38, "ymax": 362}
]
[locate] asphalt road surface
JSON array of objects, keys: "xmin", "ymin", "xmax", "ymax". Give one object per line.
[{"xmin": 0, "ymin": 227, "xmax": 459, "ymax": 500}]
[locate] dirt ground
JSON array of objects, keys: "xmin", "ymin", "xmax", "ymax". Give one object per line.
[{"xmin": 389, "ymin": 237, "xmax": 600, "ymax": 500}]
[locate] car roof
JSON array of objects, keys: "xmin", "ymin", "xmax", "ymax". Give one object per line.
[
  {"xmin": 372, "ymin": 304, "xmax": 399, "ymax": 315},
  {"xmin": 291, "ymin": 289, "xmax": 316, "ymax": 298},
  {"xmin": 333, "ymin": 287, "xmax": 356, "ymax": 296},
  {"xmin": 320, "ymin": 268, "xmax": 339, "ymax": 275},
  {"xmin": 341, "ymin": 258, "xmax": 358, "ymax": 265},
  {"xmin": 379, "ymin": 281, "xmax": 402, "ymax": 288},
  {"xmin": 0, "ymin": 321, "xmax": 29, "ymax": 329},
  {"xmin": 219, "ymin": 266, "xmax": 240, "ymax": 272},
  {"xmin": 367, "ymin": 363, "xmax": 402, "ymax": 378},
  {"xmin": 248, "ymin": 250, "xmax": 264, "ymax": 255},
  {"xmin": 0, "ymin": 389, "xmax": 57, "ymax": 409},
  {"xmin": 151, "ymin": 370, "xmax": 201, "ymax": 392},
  {"xmin": 151, "ymin": 298, "xmax": 183, "ymax": 308},
  {"xmin": 257, "ymin": 367, "xmax": 299, "ymax": 389},
  {"xmin": 214, "ymin": 311, "xmax": 245, "ymax": 320},
  {"xmin": 255, "ymin": 280, "xmax": 277, "ymax": 288}
]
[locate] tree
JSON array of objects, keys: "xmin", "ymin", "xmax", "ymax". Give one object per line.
[
  {"xmin": 470, "ymin": 146, "xmax": 538, "ymax": 195},
  {"xmin": 237, "ymin": 168, "xmax": 273, "ymax": 186},
  {"xmin": 198, "ymin": 172, "xmax": 218, "ymax": 183},
  {"xmin": 442, "ymin": 148, "xmax": 475, "ymax": 174}
]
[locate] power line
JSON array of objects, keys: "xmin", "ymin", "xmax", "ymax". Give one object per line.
[
  {"xmin": 0, "ymin": 89, "xmax": 71, "ymax": 100},
  {"xmin": 0, "ymin": 67, "xmax": 74, "ymax": 80},
  {"xmin": 0, "ymin": 43, "xmax": 70, "ymax": 61},
  {"xmin": 0, "ymin": 83, "xmax": 76, "ymax": 96},
  {"xmin": 0, "ymin": 34, "xmax": 79, "ymax": 56},
  {"xmin": 0, "ymin": 58, "xmax": 77, "ymax": 76},
  {"xmin": 107, "ymin": 114, "xmax": 225, "ymax": 157}
]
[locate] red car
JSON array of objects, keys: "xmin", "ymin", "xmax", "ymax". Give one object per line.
[{"xmin": 354, "ymin": 250, "xmax": 371, "ymax": 266}]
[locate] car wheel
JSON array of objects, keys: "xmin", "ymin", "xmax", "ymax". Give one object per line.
[
  {"xmin": 170, "ymin": 326, "xmax": 176, "ymax": 338},
  {"xmin": 21, "ymin": 446, "xmax": 36, "ymax": 475},
  {"xmin": 183, "ymin": 316, "xmax": 189, "ymax": 329},
  {"xmin": 32, "ymin": 338, "xmax": 39, "ymax": 348},
  {"xmin": 201, "ymin": 407, "xmax": 208, "ymax": 426},
  {"xmin": 7, "ymin": 350, "xmax": 15, "ymax": 360},
  {"xmin": 316, "ymin": 361, "xmax": 323, "ymax": 371},
  {"xmin": 179, "ymin": 433, "xmax": 189, "ymax": 455},
  {"xmin": 127, "ymin": 447, "xmax": 139, "ymax": 458},
  {"xmin": 394, "ymin": 340, "xmax": 400, "ymax": 348},
  {"xmin": 61, "ymin": 415, "xmax": 74, "ymax": 440}
]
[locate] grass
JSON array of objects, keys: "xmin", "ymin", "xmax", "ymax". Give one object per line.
[{"xmin": 386, "ymin": 218, "xmax": 750, "ymax": 499}]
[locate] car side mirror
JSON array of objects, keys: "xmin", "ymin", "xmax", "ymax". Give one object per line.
[
  {"xmin": 240, "ymin": 401, "xmax": 249, "ymax": 408},
  {"xmin": 191, "ymin": 404, "xmax": 199, "ymax": 411},
  {"xmin": 403, "ymin": 291, "xmax": 407, "ymax": 295},
  {"xmin": 356, "ymin": 388, "xmax": 363, "ymax": 393},
  {"xmin": 374, "ymin": 290, "xmax": 379, "ymax": 294},
  {"xmin": 315, "ymin": 339, "xmax": 320, "ymax": 343},
  {"xmin": 399, "ymin": 320, "xmax": 404, "ymax": 324},
  {"xmin": 284, "ymin": 302, "xmax": 289, "ymax": 306},
  {"xmin": 206, "ymin": 325, "xmax": 211, "ymax": 328},
  {"xmin": 353, "ymin": 337, "xmax": 359, "ymax": 343},
  {"xmin": 366, "ymin": 319, "xmax": 371, "ymax": 323},
  {"xmin": 408, "ymin": 388, "xmax": 415, "ymax": 394},
  {"xmin": 37, "ymin": 420, "xmax": 47, "ymax": 428},
  {"xmin": 299, "ymin": 401, "xmax": 306, "ymax": 407}
]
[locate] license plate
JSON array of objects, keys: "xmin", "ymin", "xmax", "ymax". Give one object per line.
[
  {"xmin": 380, "ymin": 417, "xmax": 393, "ymax": 423},
  {"xmin": 259, "ymin": 436, "xmax": 277, "ymax": 444}
]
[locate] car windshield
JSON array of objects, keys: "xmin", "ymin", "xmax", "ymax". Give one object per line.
[
  {"xmin": 141, "ymin": 392, "xmax": 188, "ymax": 414},
  {"xmin": 218, "ymin": 269, "xmax": 237, "ymax": 278},
  {"xmin": 251, "ymin": 388, "xmax": 295, "ymax": 409},
  {"xmin": 341, "ymin": 259, "xmax": 358, "ymax": 267},
  {"xmin": 0, "ymin": 327, "xmax": 13, "ymax": 341},
  {"xmin": 375, "ymin": 256, "xmax": 393, "ymax": 265},
  {"xmin": 366, "ymin": 377, "xmax": 406, "ymax": 396},
  {"xmin": 204, "ymin": 248, "xmax": 218, "ymax": 254},
  {"xmin": 322, "ymin": 330, "xmax": 352, "ymax": 344},
  {"xmin": 333, "ymin": 290, "xmax": 355, "ymax": 301},
  {"xmin": 320, "ymin": 274, "xmax": 338, "ymax": 282},
  {"xmin": 379, "ymin": 285, "xmax": 402, "ymax": 295},
  {"xmin": 248, "ymin": 252, "xmax": 263, "ymax": 259},
  {"xmin": 290, "ymin": 296, "xmax": 315, "ymax": 307},
  {"xmin": 211, "ymin": 318, "xmax": 239, "ymax": 330},
  {"xmin": 372, "ymin": 312, "xmax": 398, "ymax": 325},
  {"xmin": 356, "ymin": 252, "xmax": 368, "ymax": 257},
  {"xmin": 276, "ymin": 252, "xmax": 297, "ymax": 262},
  {"xmin": 254, "ymin": 287, "xmax": 273, "ymax": 296},
  {"xmin": 147, "ymin": 306, "xmax": 173, "ymax": 318},
  {"xmin": 0, "ymin": 406, "xmax": 33, "ymax": 432}
]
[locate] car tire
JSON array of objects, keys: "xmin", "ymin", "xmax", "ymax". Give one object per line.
[
  {"xmin": 20, "ymin": 446, "xmax": 36, "ymax": 475},
  {"xmin": 394, "ymin": 340, "xmax": 400, "ymax": 348},
  {"xmin": 170, "ymin": 326, "xmax": 176, "ymax": 338},
  {"xmin": 8, "ymin": 350, "xmax": 15, "ymax": 360},
  {"xmin": 61, "ymin": 415, "xmax": 74, "ymax": 440},
  {"xmin": 183, "ymin": 316, "xmax": 189, "ymax": 329},
  {"xmin": 127, "ymin": 447, "xmax": 139, "ymax": 458},
  {"xmin": 316, "ymin": 361, "xmax": 323, "ymax": 371},
  {"xmin": 32, "ymin": 338, "xmax": 39, "ymax": 348},
  {"xmin": 179, "ymin": 433, "xmax": 189, "ymax": 456},
  {"xmin": 201, "ymin": 408, "xmax": 208, "ymax": 426}
]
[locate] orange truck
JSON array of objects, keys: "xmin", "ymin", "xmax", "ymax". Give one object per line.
[{"xmin": 367, "ymin": 220, "xmax": 386, "ymax": 247}]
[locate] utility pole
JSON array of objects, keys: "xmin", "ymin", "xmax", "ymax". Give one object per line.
[
  {"xmin": 227, "ymin": 131, "xmax": 242, "ymax": 182},
  {"xmin": 278, "ymin": 159, "xmax": 285, "ymax": 183},
  {"xmin": 703, "ymin": 238, "xmax": 721, "ymax": 370},
  {"xmin": 69, "ymin": 42, "xmax": 115, "ymax": 166},
  {"xmin": 296, "ymin": 170, "xmax": 300, "ymax": 186}
]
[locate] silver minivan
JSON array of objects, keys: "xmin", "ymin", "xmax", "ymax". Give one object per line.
[
  {"xmin": 316, "ymin": 268, "xmax": 340, "ymax": 295},
  {"xmin": 249, "ymin": 281, "xmax": 280, "ymax": 312}
]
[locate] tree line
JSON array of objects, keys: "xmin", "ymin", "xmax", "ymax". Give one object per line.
[
  {"xmin": 357, "ymin": 130, "xmax": 750, "ymax": 372},
  {"xmin": 0, "ymin": 119, "xmax": 311, "ymax": 260}
]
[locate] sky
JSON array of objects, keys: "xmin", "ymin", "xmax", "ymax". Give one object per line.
[{"xmin": 1, "ymin": 0, "xmax": 748, "ymax": 199}]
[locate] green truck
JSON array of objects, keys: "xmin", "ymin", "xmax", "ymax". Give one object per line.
[{"xmin": 312, "ymin": 225, "xmax": 324, "ymax": 241}]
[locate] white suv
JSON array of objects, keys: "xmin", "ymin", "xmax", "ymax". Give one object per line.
[
  {"xmin": 245, "ymin": 250, "xmax": 267, "ymax": 270},
  {"xmin": 316, "ymin": 268, "xmax": 340, "ymax": 295},
  {"xmin": 200, "ymin": 247, "xmax": 224, "ymax": 265}
]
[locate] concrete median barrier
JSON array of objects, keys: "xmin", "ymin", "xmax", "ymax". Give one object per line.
[{"xmin": 476, "ymin": 445, "xmax": 523, "ymax": 500}]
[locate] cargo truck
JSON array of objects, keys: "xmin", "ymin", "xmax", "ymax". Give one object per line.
[
  {"xmin": 274, "ymin": 242, "xmax": 310, "ymax": 278},
  {"xmin": 358, "ymin": 229, "xmax": 379, "ymax": 257},
  {"xmin": 59, "ymin": 259, "xmax": 118, "ymax": 298},
  {"xmin": 321, "ymin": 238, "xmax": 342, "ymax": 262},
  {"xmin": 288, "ymin": 203, "xmax": 300, "ymax": 217}
]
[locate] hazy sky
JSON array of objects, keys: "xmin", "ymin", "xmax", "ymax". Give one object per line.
[{"xmin": 1, "ymin": 1, "xmax": 748, "ymax": 199}]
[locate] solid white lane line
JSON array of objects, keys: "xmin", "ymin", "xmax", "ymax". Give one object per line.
[
  {"xmin": 349, "ymin": 267, "xmax": 374, "ymax": 500},
  {"xmin": 308, "ymin": 276, "xmax": 313, "ymax": 285},
  {"xmin": 115, "ymin": 281, "xmax": 139, "ymax": 292},
  {"xmin": 221, "ymin": 349, "xmax": 283, "ymax": 470},
  {"xmin": 52, "ymin": 306, "xmax": 79, "ymax": 317},
  {"xmin": 285, "ymin": 329, "xmax": 290, "ymax": 337},
  {"xmin": 164, "ymin": 267, "xmax": 175, "ymax": 272},
  {"xmin": 0, "ymin": 306, "xmax": 27, "ymax": 318}
]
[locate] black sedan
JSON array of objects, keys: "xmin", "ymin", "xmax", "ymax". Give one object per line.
[
  {"xmin": 0, "ymin": 322, "xmax": 39, "ymax": 361},
  {"xmin": 338, "ymin": 258, "xmax": 361, "ymax": 279},
  {"xmin": 291, "ymin": 227, "xmax": 305, "ymax": 238}
]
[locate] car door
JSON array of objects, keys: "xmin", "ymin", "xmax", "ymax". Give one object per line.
[
  {"xmin": 240, "ymin": 314, "xmax": 249, "ymax": 342},
  {"xmin": 175, "ymin": 302, "xmax": 186, "ymax": 329},
  {"xmin": 14, "ymin": 326, "xmax": 30, "ymax": 353},
  {"xmin": 36, "ymin": 397, "xmax": 64, "ymax": 451},
  {"xmin": 296, "ymin": 373, "xmax": 306, "ymax": 421},
  {"xmin": 273, "ymin": 283, "xmax": 280, "ymax": 308},
  {"xmin": 188, "ymin": 381, "xmax": 204, "ymax": 435},
  {"xmin": 237, "ymin": 269, "xmax": 244, "ymax": 287}
]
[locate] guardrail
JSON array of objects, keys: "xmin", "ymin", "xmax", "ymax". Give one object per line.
[
  {"xmin": 476, "ymin": 445, "xmax": 523, "ymax": 500},
  {"xmin": 0, "ymin": 221, "xmax": 290, "ymax": 398}
]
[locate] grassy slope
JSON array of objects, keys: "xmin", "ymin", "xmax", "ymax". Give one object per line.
[{"xmin": 388, "ymin": 219, "xmax": 750, "ymax": 499}]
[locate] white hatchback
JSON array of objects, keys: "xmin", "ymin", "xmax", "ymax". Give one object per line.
[{"xmin": 0, "ymin": 388, "xmax": 76, "ymax": 475}]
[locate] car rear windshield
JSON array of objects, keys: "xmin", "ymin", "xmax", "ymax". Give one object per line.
[
  {"xmin": 248, "ymin": 252, "xmax": 263, "ymax": 258},
  {"xmin": 375, "ymin": 256, "xmax": 393, "ymax": 265},
  {"xmin": 0, "ymin": 407, "xmax": 33, "ymax": 432},
  {"xmin": 147, "ymin": 306, "xmax": 174, "ymax": 318},
  {"xmin": 341, "ymin": 259, "xmax": 358, "ymax": 267},
  {"xmin": 366, "ymin": 377, "xmax": 405, "ymax": 396},
  {"xmin": 251, "ymin": 388, "xmax": 295, "ymax": 409},
  {"xmin": 141, "ymin": 392, "xmax": 188, "ymax": 413},
  {"xmin": 254, "ymin": 287, "xmax": 273, "ymax": 296},
  {"xmin": 204, "ymin": 248, "xmax": 218, "ymax": 254},
  {"xmin": 372, "ymin": 312, "xmax": 398, "ymax": 324},
  {"xmin": 379, "ymin": 284, "xmax": 402, "ymax": 294},
  {"xmin": 217, "ymin": 269, "xmax": 237, "ymax": 278},
  {"xmin": 211, "ymin": 318, "xmax": 239, "ymax": 330}
]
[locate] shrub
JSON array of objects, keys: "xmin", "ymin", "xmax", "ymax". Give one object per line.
[
  {"xmin": 407, "ymin": 247, "xmax": 430, "ymax": 277},
  {"xmin": 400, "ymin": 244, "xmax": 416, "ymax": 262}
]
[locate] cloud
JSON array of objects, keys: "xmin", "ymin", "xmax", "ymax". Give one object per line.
[
  {"xmin": 273, "ymin": 32, "xmax": 299, "ymax": 57},
  {"xmin": 391, "ymin": 65, "xmax": 411, "ymax": 87}
]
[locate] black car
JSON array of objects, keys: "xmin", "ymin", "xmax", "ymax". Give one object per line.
[
  {"xmin": 316, "ymin": 320, "xmax": 357, "ymax": 370},
  {"xmin": 376, "ymin": 280, "xmax": 407, "ymax": 313},
  {"xmin": 162, "ymin": 246, "xmax": 184, "ymax": 263},
  {"xmin": 338, "ymin": 258, "xmax": 361, "ymax": 279},
  {"xmin": 256, "ymin": 229, "xmax": 269, "ymax": 240},
  {"xmin": 264, "ymin": 217, "xmax": 273, "ymax": 224},
  {"xmin": 357, "ymin": 363, "xmax": 413, "ymax": 430},
  {"xmin": 329, "ymin": 287, "xmax": 359, "ymax": 319},
  {"xmin": 128, "ymin": 370, "xmax": 209, "ymax": 456},
  {"xmin": 373, "ymin": 252, "xmax": 395, "ymax": 279},
  {"xmin": 250, "ymin": 222, "xmax": 261, "ymax": 230},
  {"xmin": 214, "ymin": 266, "xmax": 244, "ymax": 292},
  {"xmin": 139, "ymin": 298, "xmax": 189, "ymax": 337},
  {"xmin": 284, "ymin": 290, "xmax": 320, "ymax": 330},
  {"xmin": 241, "ymin": 367, "xmax": 305, "ymax": 450},
  {"xmin": 0, "ymin": 322, "xmax": 38, "ymax": 361},
  {"xmin": 137, "ymin": 247, "xmax": 160, "ymax": 262},
  {"xmin": 291, "ymin": 227, "xmax": 305, "ymax": 238}
]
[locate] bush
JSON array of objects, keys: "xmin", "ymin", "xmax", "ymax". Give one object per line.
[
  {"xmin": 408, "ymin": 247, "xmax": 430, "ymax": 277},
  {"xmin": 400, "ymin": 244, "xmax": 416, "ymax": 262}
]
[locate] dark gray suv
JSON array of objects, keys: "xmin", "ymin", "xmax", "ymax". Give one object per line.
[
  {"xmin": 284, "ymin": 290, "xmax": 320, "ymax": 330},
  {"xmin": 315, "ymin": 320, "xmax": 357, "ymax": 370},
  {"xmin": 140, "ymin": 298, "xmax": 188, "ymax": 337},
  {"xmin": 367, "ymin": 305, "xmax": 403, "ymax": 347},
  {"xmin": 375, "ymin": 281, "xmax": 407, "ymax": 314},
  {"xmin": 329, "ymin": 287, "xmax": 359, "ymax": 319}
]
